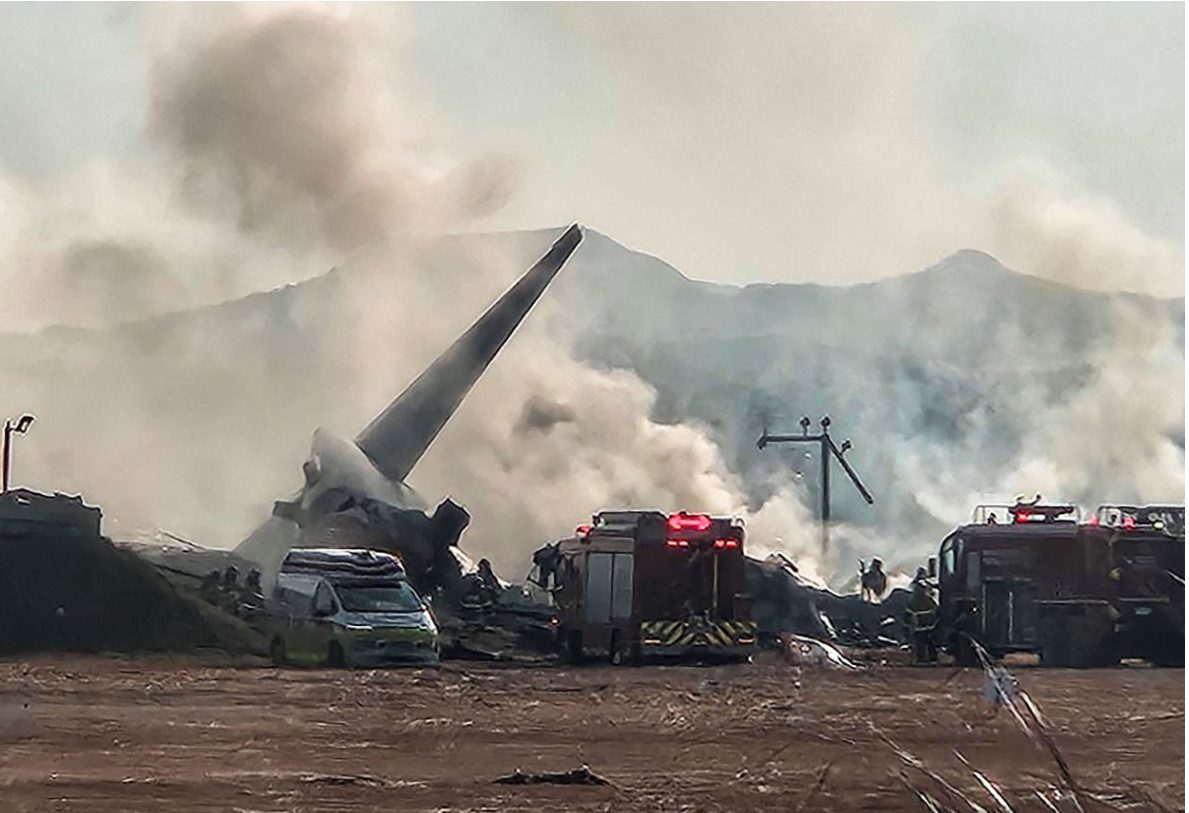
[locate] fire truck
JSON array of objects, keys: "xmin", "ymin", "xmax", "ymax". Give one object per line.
[
  {"xmin": 931, "ymin": 500, "xmax": 1185, "ymax": 667},
  {"xmin": 932, "ymin": 501, "xmax": 1082, "ymax": 666},
  {"xmin": 1036, "ymin": 504, "xmax": 1184, "ymax": 667},
  {"xmin": 543, "ymin": 510, "xmax": 757, "ymax": 664}
]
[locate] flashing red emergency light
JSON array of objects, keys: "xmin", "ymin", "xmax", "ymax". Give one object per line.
[
  {"xmin": 575, "ymin": 524, "xmax": 592, "ymax": 537},
  {"xmin": 667, "ymin": 512, "xmax": 712, "ymax": 533},
  {"xmin": 1014, "ymin": 512, "xmax": 1031, "ymax": 524},
  {"xmin": 1122, "ymin": 515, "xmax": 1136, "ymax": 531},
  {"xmin": 1087, "ymin": 514, "xmax": 1100, "ymax": 527}
]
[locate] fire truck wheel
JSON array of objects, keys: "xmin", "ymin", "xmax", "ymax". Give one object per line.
[
  {"xmin": 609, "ymin": 631, "xmax": 625, "ymax": 666},
  {"xmin": 563, "ymin": 631, "xmax": 584, "ymax": 664},
  {"xmin": 1151, "ymin": 643, "xmax": 1184, "ymax": 668},
  {"xmin": 326, "ymin": 641, "xmax": 346, "ymax": 669},
  {"xmin": 954, "ymin": 636, "xmax": 979, "ymax": 668}
]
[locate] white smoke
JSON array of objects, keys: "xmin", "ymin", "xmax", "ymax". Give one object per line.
[
  {"xmin": 411, "ymin": 339, "xmax": 830, "ymax": 582},
  {"xmin": 991, "ymin": 170, "xmax": 1184, "ymax": 297},
  {"xmin": 0, "ymin": 6, "xmax": 828, "ymax": 582}
]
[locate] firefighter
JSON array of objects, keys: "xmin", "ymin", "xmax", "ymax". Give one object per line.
[
  {"xmin": 531, "ymin": 543, "xmax": 562, "ymax": 591},
  {"xmin": 240, "ymin": 569, "xmax": 266, "ymax": 619},
  {"xmin": 219, "ymin": 566, "xmax": 240, "ymax": 614},
  {"xmin": 906, "ymin": 567, "xmax": 938, "ymax": 665},
  {"xmin": 860, "ymin": 558, "xmax": 888, "ymax": 602},
  {"xmin": 460, "ymin": 558, "xmax": 501, "ymax": 609},
  {"xmin": 200, "ymin": 570, "xmax": 221, "ymax": 605},
  {"xmin": 476, "ymin": 558, "xmax": 500, "ymax": 602},
  {"xmin": 244, "ymin": 568, "xmax": 262, "ymax": 595}
]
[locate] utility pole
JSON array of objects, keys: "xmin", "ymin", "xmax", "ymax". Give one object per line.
[
  {"xmin": 2, "ymin": 414, "xmax": 35, "ymax": 493},
  {"xmin": 757, "ymin": 415, "xmax": 873, "ymax": 553}
]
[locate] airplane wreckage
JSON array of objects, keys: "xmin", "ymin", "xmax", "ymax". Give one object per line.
[{"xmin": 140, "ymin": 222, "xmax": 910, "ymax": 660}]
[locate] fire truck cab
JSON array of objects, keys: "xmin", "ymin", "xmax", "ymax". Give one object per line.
[{"xmin": 547, "ymin": 510, "xmax": 757, "ymax": 664}]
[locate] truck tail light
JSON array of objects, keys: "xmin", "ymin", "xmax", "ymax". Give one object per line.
[
  {"xmin": 665, "ymin": 539, "xmax": 689, "ymax": 548},
  {"xmin": 713, "ymin": 539, "xmax": 738, "ymax": 548}
]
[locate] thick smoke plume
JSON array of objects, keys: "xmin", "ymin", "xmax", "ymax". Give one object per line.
[
  {"xmin": 0, "ymin": 6, "xmax": 835, "ymax": 583},
  {"xmin": 0, "ymin": 6, "xmax": 1179, "ymax": 589}
]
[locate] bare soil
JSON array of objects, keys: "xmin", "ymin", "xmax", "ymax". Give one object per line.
[{"xmin": 0, "ymin": 653, "xmax": 1181, "ymax": 812}]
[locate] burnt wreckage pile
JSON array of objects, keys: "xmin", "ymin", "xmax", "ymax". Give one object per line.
[{"xmin": 141, "ymin": 226, "xmax": 584, "ymax": 660}]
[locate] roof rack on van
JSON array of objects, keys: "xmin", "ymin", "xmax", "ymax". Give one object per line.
[{"xmin": 280, "ymin": 548, "xmax": 406, "ymax": 579}]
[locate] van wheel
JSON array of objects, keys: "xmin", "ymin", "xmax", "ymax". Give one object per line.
[
  {"xmin": 326, "ymin": 641, "xmax": 346, "ymax": 668},
  {"xmin": 270, "ymin": 636, "xmax": 287, "ymax": 667}
]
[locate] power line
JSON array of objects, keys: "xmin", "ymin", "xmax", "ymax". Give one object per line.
[{"xmin": 757, "ymin": 415, "xmax": 874, "ymax": 553}]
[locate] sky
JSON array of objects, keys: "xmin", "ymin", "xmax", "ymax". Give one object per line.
[{"xmin": 0, "ymin": 2, "xmax": 1183, "ymax": 295}]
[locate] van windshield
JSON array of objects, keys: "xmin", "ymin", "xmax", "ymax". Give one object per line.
[{"xmin": 336, "ymin": 583, "xmax": 423, "ymax": 613}]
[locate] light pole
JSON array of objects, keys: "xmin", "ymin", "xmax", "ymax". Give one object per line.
[
  {"xmin": 3, "ymin": 414, "xmax": 35, "ymax": 493},
  {"xmin": 757, "ymin": 415, "xmax": 873, "ymax": 553}
]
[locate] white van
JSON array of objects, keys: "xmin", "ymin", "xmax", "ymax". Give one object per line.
[{"xmin": 266, "ymin": 549, "xmax": 439, "ymax": 667}]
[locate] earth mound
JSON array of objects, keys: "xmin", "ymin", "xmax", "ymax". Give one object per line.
[{"xmin": 0, "ymin": 530, "xmax": 264, "ymax": 656}]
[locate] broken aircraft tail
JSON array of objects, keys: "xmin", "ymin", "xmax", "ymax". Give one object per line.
[{"xmin": 356, "ymin": 223, "xmax": 583, "ymax": 483}]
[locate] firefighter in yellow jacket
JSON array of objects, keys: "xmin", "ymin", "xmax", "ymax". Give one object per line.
[{"xmin": 906, "ymin": 567, "xmax": 939, "ymax": 665}]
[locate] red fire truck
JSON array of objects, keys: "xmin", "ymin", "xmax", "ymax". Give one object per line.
[{"xmin": 543, "ymin": 510, "xmax": 757, "ymax": 664}]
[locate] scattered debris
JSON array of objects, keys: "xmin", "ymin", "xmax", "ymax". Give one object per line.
[
  {"xmin": 880, "ymin": 730, "xmax": 988, "ymax": 813},
  {"xmin": 969, "ymin": 640, "xmax": 1086, "ymax": 813},
  {"xmin": 793, "ymin": 761, "xmax": 834, "ymax": 812},
  {"xmin": 294, "ymin": 774, "xmax": 420, "ymax": 789},
  {"xmin": 494, "ymin": 765, "xmax": 611, "ymax": 786},
  {"xmin": 954, "ymin": 750, "xmax": 1015, "ymax": 813},
  {"xmin": 981, "ymin": 665, "xmax": 1021, "ymax": 710},
  {"xmin": 780, "ymin": 633, "xmax": 860, "ymax": 670}
]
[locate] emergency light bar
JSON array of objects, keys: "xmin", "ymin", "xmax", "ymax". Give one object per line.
[
  {"xmin": 667, "ymin": 512, "xmax": 712, "ymax": 533},
  {"xmin": 1090, "ymin": 504, "xmax": 1184, "ymax": 534}
]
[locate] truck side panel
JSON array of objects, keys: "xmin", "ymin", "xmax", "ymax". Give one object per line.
[
  {"xmin": 585, "ymin": 553, "xmax": 614, "ymax": 625},
  {"xmin": 611, "ymin": 554, "xmax": 634, "ymax": 620}
]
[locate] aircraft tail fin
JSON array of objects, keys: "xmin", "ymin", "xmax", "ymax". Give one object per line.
[{"xmin": 355, "ymin": 224, "xmax": 583, "ymax": 483}]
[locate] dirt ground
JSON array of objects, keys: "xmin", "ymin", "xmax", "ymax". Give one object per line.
[{"xmin": 0, "ymin": 653, "xmax": 1181, "ymax": 812}]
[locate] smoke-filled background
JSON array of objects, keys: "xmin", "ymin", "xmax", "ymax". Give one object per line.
[{"xmin": 0, "ymin": 4, "xmax": 1181, "ymax": 587}]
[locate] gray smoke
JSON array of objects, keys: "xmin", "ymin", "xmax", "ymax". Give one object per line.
[
  {"xmin": 0, "ymin": 6, "xmax": 835, "ymax": 582},
  {"xmin": 0, "ymin": 6, "xmax": 1179, "ymax": 589}
]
